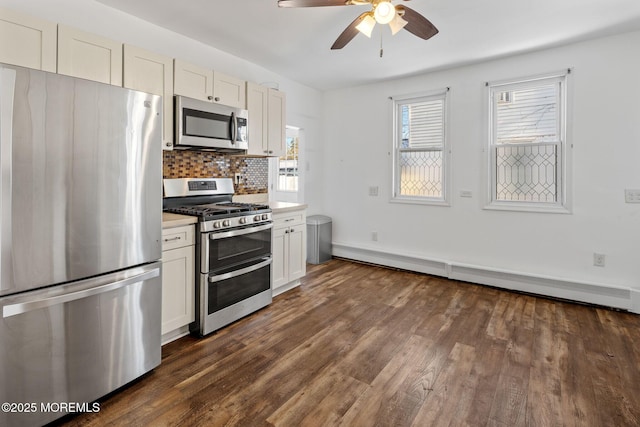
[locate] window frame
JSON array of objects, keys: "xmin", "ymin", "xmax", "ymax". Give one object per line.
[
  {"xmin": 276, "ymin": 126, "xmax": 300, "ymax": 193},
  {"xmin": 485, "ymin": 70, "xmax": 572, "ymax": 213},
  {"xmin": 391, "ymin": 88, "xmax": 451, "ymax": 206}
]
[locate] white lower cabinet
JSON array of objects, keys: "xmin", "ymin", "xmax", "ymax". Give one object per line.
[
  {"xmin": 161, "ymin": 225, "xmax": 195, "ymax": 342},
  {"xmin": 272, "ymin": 209, "xmax": 306, "ymax": 295}
]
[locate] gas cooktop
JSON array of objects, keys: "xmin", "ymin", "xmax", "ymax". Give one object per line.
[{"xmin": 164, "ymin": 201, "xmax": 270, "ymax": 221}]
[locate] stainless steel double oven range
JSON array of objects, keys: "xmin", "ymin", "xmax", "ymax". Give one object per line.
[{"xmin": 164, "ymin": 178, "xmax": 272, "ymax": 336}]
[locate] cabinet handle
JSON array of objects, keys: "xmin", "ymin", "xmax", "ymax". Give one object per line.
[
  {"xmin": 214, "ymin": 97, "xmax": 220, "ymax": 102},
  {"xmin": 290, "ymin": 228, "xmax": 295, "ymax": 232},
  {"xmin": 285, "ymin": 230, "xmax": 289, "ymax": 234},
  {"xmin": 163, "ymin": 236, "xmax": 181, "ymax": 242},
  {"xmin": 207, "ymin": 96, "xmax": 213, "ymax": 101},
  {"xmin": 284, "ymin": 218, "xmax": 294, "ymax": 222}
]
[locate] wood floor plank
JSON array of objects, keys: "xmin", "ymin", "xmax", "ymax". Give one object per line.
[
  {"xmin": 54, "ymin": 259, "xmax": 640, "ymax": 427},
  {"xmin": 411, "ymin": 342, "xmax": 477, "ymax": 426}
]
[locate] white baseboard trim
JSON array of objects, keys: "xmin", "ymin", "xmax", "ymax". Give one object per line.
[
  {"xmin": 272, "ymin": 279, "xmax": 302, "ymax": 297},
  {"xmin": 631, "ymin": 289, "xmax": 640, "ymax": 314},
  {"xmin": 332, "ymin": 242, "xmax": 634, "ymax": 311},
  {"xmin": 161, "ymin": 324, "xmax": 190, "ymax": 346}
]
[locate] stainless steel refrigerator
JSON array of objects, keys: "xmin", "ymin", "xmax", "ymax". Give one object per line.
[{"xmin": 0, "ymin": 63, "xmax": 163, "ymax": 426}]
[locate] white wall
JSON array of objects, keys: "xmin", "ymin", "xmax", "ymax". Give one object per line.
[
  {"xmin": 322, "ymin": 30, "xmax": 640, "ymax": 305},
  {"xmin": 0, "ymin": 0, "xmax": 325, "ymax": 212}
]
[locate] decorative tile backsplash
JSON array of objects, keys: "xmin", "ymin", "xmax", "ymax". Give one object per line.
[{"xmin": 163, "ymin": 150, "xmax": 268, "ymax": 195}]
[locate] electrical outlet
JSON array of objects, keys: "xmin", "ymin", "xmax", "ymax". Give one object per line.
[
  {"xmin": 234, "ymin": 173, "xmax": 242, "ymax": 185},
  {"xmin": 460, "ymin": 190, "xmax": 473, "ymax": 198},
  {"xmin": 624, "ymin": 189, "xmax": 640, "ymax": 203},
  {"xmin": 372, "ymin": 231, "xmax": 378, "ymax": 241},
  {"xmin": 369, "ymin": 186, "xmax": 379, "ymax": 197},
  {"xmin": 593, "ymin": 253, "xmax": 606, "ymax": 267}
]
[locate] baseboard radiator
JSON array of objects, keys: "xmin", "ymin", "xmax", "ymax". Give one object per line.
[{"xmin": 331, "ymin": 242, "xmax": 640, "ymax": 314}]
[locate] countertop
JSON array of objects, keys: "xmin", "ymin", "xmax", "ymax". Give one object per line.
[
  {"xmin": 269, "ymin": 201, "xmax": 308, "ymax": 214},
  {"xmin": 162, "ymin": 212, "xmax": 197, "ymax": 229}
]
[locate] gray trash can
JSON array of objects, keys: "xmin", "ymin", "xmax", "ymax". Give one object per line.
[{"xmin": 307, "ymin": 215, "xmax": 332, "ymax": 264}]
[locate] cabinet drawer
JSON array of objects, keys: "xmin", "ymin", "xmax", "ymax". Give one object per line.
[
  {"xmin": 162, "ymin": 225, "xmax": 194, "ymax": 250},
  {"xmin": 273, "ymin": 211, "xmax": 306, "ymax": 229}
]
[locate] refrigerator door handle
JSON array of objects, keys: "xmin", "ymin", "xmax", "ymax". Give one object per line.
[
  {"xmin": 0, "ymin": 66, "xmax": 16, "ymax": 293},
  {"xmin": 2, "ymin": 267, "xmax": 160, "ymax": 318}
]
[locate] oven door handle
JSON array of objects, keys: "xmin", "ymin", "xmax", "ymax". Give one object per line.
[
  {"xmin": 208, "ymin": 223, "xmax": 273, "ymax": 240},
  {"xmin": 208, "ymin": 257, "xmax": 272, "ymax": 283}
]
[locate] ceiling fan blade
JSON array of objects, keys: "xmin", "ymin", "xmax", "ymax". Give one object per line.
[
  {"xmin": 331, "ymin": 12, "xmax": 369, "ymax": 49},
  {"xmin": 278, "ymin": 0, "xmax": 353, "ymax": 7},
  {"xmin": 396, "ymin": 5, "xmax": 438, "ymax": 40}
]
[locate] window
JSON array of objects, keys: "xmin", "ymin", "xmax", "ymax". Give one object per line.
[
  {"xmin": 392, "ymin": 89, "xmax": 449, "ymax": 204},
  {"xmin": 487, "ymin": 72, "xmax": 569, "ymax": 212},
  {"xmin": 277, "ymin": 126, "xmax": 299, "ymax": 192}
]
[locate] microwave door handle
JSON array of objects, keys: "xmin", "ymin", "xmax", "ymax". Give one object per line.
[{"xmin": 230, "ymin": 112, "xmax": 237, "ymax": 145}]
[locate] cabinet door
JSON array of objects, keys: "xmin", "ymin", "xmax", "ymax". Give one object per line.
[
  {"xmin": 267, "ymin": 89, "xmax": 286, "ymax": 157},
  {"xmin": 272, "ymin": 226, "xmax": 289, "ymax": 290},
  {"xmin": 0, "ymin": 7, "xmax": 56, "ymax": 72},
  {"xmin": 288, "ymin": 225, "xmax": 306, "ymax": 282},
  {"xmin": 124, "ymin": 44, "xmax": 174, "ymax": 150},
  {"xmin": 161, "ymin": 245, "xmax": 195, "ymax": 335},
  {"xmin": 246, "ymin": 81, "xmax": 268, "ymax": 156},
  {"xmin": 213, "ymin": 71, "xmax": 246, "ymax": 109},
  {"xmin": 174, "ymin": 59, "xmax": 213, "ymax": 102},
  {"xmin": 57, "ymin": 25, "xmax": 122, "ymax": 85}
]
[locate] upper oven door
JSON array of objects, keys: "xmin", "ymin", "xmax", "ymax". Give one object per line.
[
  {"xmin": 202, "ymin": 223, "xmax": 272, "ymax": 274},
  {"xmin": 175, "ymin": 95, "xmax": 248, "ymax": 151}
]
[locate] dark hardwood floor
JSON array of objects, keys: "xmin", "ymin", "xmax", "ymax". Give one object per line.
[{"xmin": 59, "ymin": 259, "xmax": 640, "ymax": 426}]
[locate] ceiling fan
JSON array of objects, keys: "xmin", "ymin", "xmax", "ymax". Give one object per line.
[{"xmin": 277, "ymin": 0, "xmax": 439, "ymax": 50}]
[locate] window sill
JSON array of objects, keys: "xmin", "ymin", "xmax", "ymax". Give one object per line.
[
  {"xmin": 391, "ymin": 197, "xmax": 450, "ymax": 207},
  {"xmin": 483, "ymin": 201, "xmax": 571, "ymax": 214}
]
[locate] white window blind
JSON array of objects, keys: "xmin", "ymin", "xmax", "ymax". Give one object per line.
[{"xmin": 403, "ymin": 98, "xmax": 444, "ymax": 149}]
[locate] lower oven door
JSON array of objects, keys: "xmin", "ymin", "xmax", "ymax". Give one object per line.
[
  {"xmin": 202, "ymin": 223, "xmax": 272, "ymax": 273},
  {"xmin": 198, "ymin": 257, "xmax": 272, "ymax": 336}
]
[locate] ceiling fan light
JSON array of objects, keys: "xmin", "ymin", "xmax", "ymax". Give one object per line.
[
  {"xmin": 356, "ymin": 14, "xmax": 376, "ymax": 38},
  {"xmin": 388, "ymin": 13, "xmax": 407, "ymax": 35},
  {"xmin": 374, "ymin": 1, "xmax": 395, "ymax": 25}
]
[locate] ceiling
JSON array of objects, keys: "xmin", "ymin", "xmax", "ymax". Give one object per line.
[{"xmin": 96, "ymin": 0, "xmax": 640, "ymax": 91}]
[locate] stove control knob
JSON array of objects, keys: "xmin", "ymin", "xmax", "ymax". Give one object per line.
[
  {"xmin": 261, "ymin": 214, "xmax": 269, "ymax": 220},
  {"xmin": 254, "ymin": 215, "xmax": 261, "ymax": 221},
  {"xmin": 213, "ymin": 221, "xmax": 222, "ymax": 229},
  {"xmin": 239, "ymin": 217, "xmax": 247, "ymax": 224},
  {"xmin": 223, "ymin": 220, "xmax": 230, "ymax": 227}
]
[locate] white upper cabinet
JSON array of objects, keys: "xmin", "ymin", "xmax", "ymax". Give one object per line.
[
  {"xmin": 246, "ymin": 81, "xmax": 286, "ymax": 157},
  {"xmin": 246, "ymin": 82, "xmax": 268, "ymax": 156},
  {"xmin": 124, "ymin": 44, "xmax": 174, "ymax": 150},
  {"xmin": 57, "ymin": 25, "xmax": 122, "ymax": 86},
  {"xmin": 0, "ymin": 7, "xmax": 56, "ymax": 72},
  {"xmin": 267, "ymin": 88, "xmax": 286, "ymax": 157},
  {"xmin": 212, "ymin": 70, "xmax": 246, "ymax": 109},
  {"xmin": 174, "ymin": 59, "xmax": 246, "ymax": 108},
  {"xmin": 174, "ymin": 59, "xmax": 213, "ymax": 102}
]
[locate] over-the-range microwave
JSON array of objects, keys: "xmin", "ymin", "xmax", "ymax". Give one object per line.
[{"xmin": 174, "ymin": 95, "xmax": 248, "ymax": 152}]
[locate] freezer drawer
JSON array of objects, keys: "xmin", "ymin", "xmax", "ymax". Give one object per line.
[{"xmin": 0, "ymin": 262, "xmax": 162, "ymax": 427}]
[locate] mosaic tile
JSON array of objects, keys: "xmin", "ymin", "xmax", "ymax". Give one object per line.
[{"xmin": 163, "ymin": 150, "xmax": 268, "ymax": 195}]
